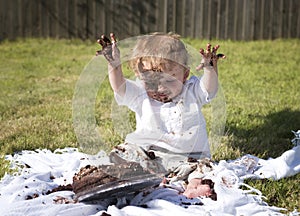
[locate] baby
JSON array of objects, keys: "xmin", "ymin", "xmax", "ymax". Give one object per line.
[{"xmin": 97, "ymin": 32, "xmax": 224, "ymax": 199}]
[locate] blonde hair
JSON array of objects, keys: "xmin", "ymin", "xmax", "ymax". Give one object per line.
[{"xmin": 128, "ymin": 32, "xmax": 189, "ymax": 74}]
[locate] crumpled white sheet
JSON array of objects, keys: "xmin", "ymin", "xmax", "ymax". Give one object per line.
[{"xmin": 0, "ymin": 131, "xmax": 299, "ymax": 216}]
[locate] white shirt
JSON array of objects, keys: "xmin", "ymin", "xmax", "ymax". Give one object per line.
[{"xmin": 115, "ymin": 76, "xmax": 212, "ymax": 157}]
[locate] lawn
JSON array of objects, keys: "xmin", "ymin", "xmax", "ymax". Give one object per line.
[{"xmin": 0, "ymin": 37, "xmax": 299, "ymax": 211}]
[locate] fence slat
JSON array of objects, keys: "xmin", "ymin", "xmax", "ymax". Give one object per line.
[
  {"xmin": 291, "ymin": 0, "xmax": 300, "ymax": 38},
  {"xmin": 129, "ymin": 0, "xmax": 139, "ymax": 36},
  {"xmin": 253, "ymin": 0, "xmax": 261, "ymax": 40},
  {"xmin": 0, "ymin": 0, "xmax": 4, "ymax": 40},
  {"xmin": 7, "ymin": 0, "xmax": 15, "ymax": 39},
  {"xmin": 40, "ymin": 0, "xmax": 48, "ymax": 38},
  {"xmin": 46, "ymin": 0, "xmax": 59, "ymax": 38},
  {"xmin": 272, "ymin": 0, "xmax": 281, "ymax": 39},
  {"xmin": 76, "ymin": 0, "xmax": 87, "ymax": 39},
  {"xmin": 216, "ymin": 0, "xmax": 225, "ymax": 39},
  {"xmin": 201, "ymin": 0, "xmax": 209, "ymax": 39},
  {"xmin": 183, "ymin": 0, "xmax": 192, "ymax": 38},
  {"xmin": 157, "ymin": 0, "xmax": 168, "ymax": 33},
  {"xmin": 30, "ymin": 0, "xmax": 39, "ymax": 37},
  {"xmin": 175, "ymin": 0, "xmax": 185, "ymax": 36},
  {"xmin": 193, "ymin": 0, "xmax": 202, "ymax": 38},
  {"xmin": 209, "ymin": 0, "xmax": 217, "ymax": 40},
  {"xmin": 88, "ymin": 0, "xmax": 96, "ymax": 39},
  {"xmin": 22, "ymin": 0, "xmax": 32, "ymax": 38},
  {"xmin": 249, "ymin": 0, "xmax": 256, "ymax": 40},
  {"xmin": 94, "ymin": 0, "xmax": 105, "ymax": 38},
  {"xmin": 189, "ymin": 0, "xmax": 195, "ymax": 38},
  {"xmin": 58, "ymin": 0, "xmax": 69, "ymax": 38},
  {"xmin": 281, "ymin": 0, "xmax": 288, "ymax": 38}
]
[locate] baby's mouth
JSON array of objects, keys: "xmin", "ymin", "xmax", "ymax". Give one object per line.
[
  {"xmin": 156, "ymin": 92, "xmax": 168, "ymax": 97},
  {"xmin": 147, "ymin": 91, "xmax": 172, "ymax": 103}
]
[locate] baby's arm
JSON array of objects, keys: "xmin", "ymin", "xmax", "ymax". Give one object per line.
[
  {"xmin": 96, "ymin": 33, "xmax": 126, "ymax": 97},
  {"xmin": 196, "ymin": 44, "xmax": 225, "ymax": 98}
]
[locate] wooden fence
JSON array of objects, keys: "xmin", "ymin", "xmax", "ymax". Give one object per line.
[{"xmin": 0, "ymin": 0, "xmax": 299, "ymax": 41}]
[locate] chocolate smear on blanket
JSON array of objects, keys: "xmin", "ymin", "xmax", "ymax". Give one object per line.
[
  {"xmin": 44, "ymin": 184, "xmax": 75, "ymax": 204},
  {"xmin": 46, "ymin": 184, "xmax": 73, "ymax": 195},
  {"xmin": 72, "ymin": 161, "xmax": 162, "ymax": 202},
  {"xmin": 25, "ymin": 193, "xmax": 39, "ymax": 200},
  {"xmin": 53, "ymin": 196, "xmax": 76, "ymax": 204}
]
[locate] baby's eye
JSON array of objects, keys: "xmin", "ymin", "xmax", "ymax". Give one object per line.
[{"xmin": 165, "ymin": 79, "xmax": 176, "ymax": 83}]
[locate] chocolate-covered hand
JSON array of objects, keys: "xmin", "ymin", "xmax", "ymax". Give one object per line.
[
  {"xmin": 196, "ymin": 43, "xmax": 225, "ymax": 71},
  {"xmin": 96, "ymin": 33, "xmax": 120, "ymax": 68}
]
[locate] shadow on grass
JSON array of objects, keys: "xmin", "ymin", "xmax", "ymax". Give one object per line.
[{"xmin": 227, "ymin": 108, "xmax": 300, "ymax": 158}]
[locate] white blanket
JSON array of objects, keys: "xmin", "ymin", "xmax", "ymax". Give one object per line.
[{"xmin": 0, "ymin": 131, "xmax": 299, "ymax": 216}]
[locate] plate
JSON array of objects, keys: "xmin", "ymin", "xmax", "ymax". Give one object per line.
[{"xmin": 76, "ymin": 174, "xmax": 162, "ymax": 202}]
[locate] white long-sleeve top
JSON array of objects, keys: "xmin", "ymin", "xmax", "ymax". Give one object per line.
[{"xmin": 115, "ymin": 75, "xmax": 214, "ymax": 157}]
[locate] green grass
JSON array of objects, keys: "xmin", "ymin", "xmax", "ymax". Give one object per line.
[{"xmin": 0, "ymin": 37, "xmax": 299, "ymax": 212}]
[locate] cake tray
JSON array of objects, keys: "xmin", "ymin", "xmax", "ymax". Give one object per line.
[{"xmin": 75, "ymin": 174, "xmax": 162, "ymax": 202}]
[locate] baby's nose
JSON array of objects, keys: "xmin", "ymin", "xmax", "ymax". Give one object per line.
[{"xmin": 157, "ymin": 83, "xmax": 167, "ymax": 92}]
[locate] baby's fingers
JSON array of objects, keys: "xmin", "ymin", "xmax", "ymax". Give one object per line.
[
  {"xmin": 212, "ymin": 44, "xmax": 226, "ymax": 60},
  {"xmin": 96, "ymin": 34, "xmax": 111, "ymax": 56},
  {"xmin": 110, "ymin": 33, "xmax": 117, "ymax": 44},
  {"xmin": 212, "ymin": 45, "xmax": 220, "ymax": 54},
  {"xmin": 97, "ymin": 35, "xmax": 111, "ymax": 48},
  {"xmin": 101, "ymin": 34, "xmax": 111, "ymax": 46},
  {"xmin": 109, "ymin": 33, "xmax": 121, "ymax": 65},
  {"xmin": 206, "ymin": 43, "xmax": 212, "ymax": 53},
  {"xmin": 110, "ymin": 33, "xmax": 120, "ymax": 57},
  {"xmin": 199, "ymin": 48, "xmax": 205, "ymax": 56}
]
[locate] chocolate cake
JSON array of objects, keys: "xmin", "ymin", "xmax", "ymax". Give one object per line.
[
  {"xmin": 72, "ymin": 162, "xmax": 161, "ymax": 202},
  {"xmin": 73, "ymin": 165, "xmax": 118, "ymax": 195}
]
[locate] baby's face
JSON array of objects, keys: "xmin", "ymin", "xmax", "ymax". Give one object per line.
[{"xmin": 138, "ymin": 61, "xmax": 189, "ymax": 102}]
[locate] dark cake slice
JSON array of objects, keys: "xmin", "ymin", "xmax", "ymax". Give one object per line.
[{"xmin": 72, "ymin": 165, "xmax": 118, "ymax": 195}]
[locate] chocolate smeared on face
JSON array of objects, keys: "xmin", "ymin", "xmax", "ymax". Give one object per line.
[
  {"xmin": 139, "ymin": 71, "xmax": 173, "ymax": 103},
  {"xmin": 137, "ymin": 59, "xmax": 188, "ymax": 103}
]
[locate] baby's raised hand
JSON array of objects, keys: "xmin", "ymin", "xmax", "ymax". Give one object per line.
[
  {"xmin": 96, "ymin": 33, "xmax": 120, "ymax": 68},
  {"xmin": 196, "ymin": 43, "xmax": 225, "ymax": 71}
]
